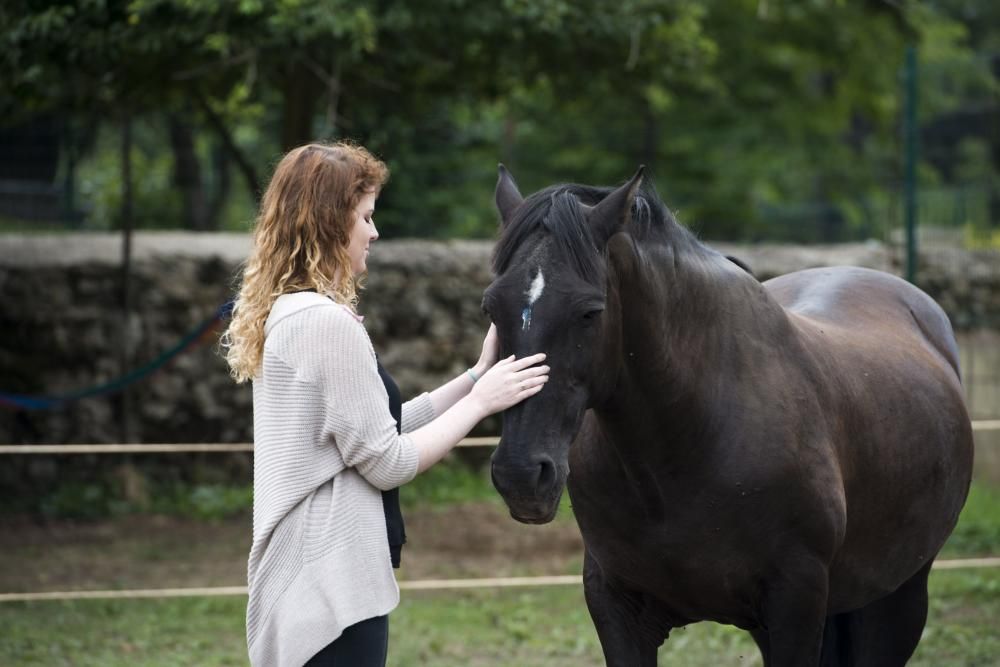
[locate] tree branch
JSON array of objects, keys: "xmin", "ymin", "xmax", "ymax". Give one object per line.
[
  {"xmin": 174, "ymin": 51, "xmax": 255, "ymax": 81},
  {"xmin": 192, "ymin": 88, "xmax": 261, "ymax": 202}
]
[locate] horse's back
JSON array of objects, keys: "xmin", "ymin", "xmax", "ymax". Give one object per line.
[{"xmin": 764, "ymin": 266, "xmax": 961, "ymax": 377}]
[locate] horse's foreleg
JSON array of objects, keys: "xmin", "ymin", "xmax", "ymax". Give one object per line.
[
  {"xmin": 582, "ymin": 549, "xmax": 667, "ymax": 667},
  {"xmin": 758, "ymin": 553, "xmax": 830, "ymax": 667},
  {"xmin": 749, "ymin": 628, "xmax": 771, "ymax": 665}
]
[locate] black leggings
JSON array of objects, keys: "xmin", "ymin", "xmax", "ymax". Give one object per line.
[{"xmin": 304, "ymin": 615, "xmax": 389, "ymax": 667}]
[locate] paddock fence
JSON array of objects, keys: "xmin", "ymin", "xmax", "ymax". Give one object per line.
[
  {"xmin": 1, "ymin": 422, "xmax": 998, "ymax": 454},
  {"xmin": 1, "ymin": 422, "xmax": 999, "ymax": 604},
  {"xmin": 4, "ymin": 560, "xmax": 1000, "ymax": 604}
]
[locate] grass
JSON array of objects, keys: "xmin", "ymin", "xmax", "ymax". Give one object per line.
[
  {"xmin": 401, "ymin": 458, "xmax": 502, "ymax": 510},
  {"xmin": 0, "ymin": 466, "xmax": 996, "ymax": 665},
  {"xmin": 393, "ymin": 586, "xmax": 761, "ymax": 667},
  {"xmin": 940, "ymin": 482, "xmax": 1000, "ymax": 558},
  {"xmin": 0, "ymin": 597, "xmax": 248, "ymax": 667},
  {"xmin": 0, "ymin": 569, "xmax": 998, "ymax": 666},
  {"xmin": 397, "ymin": 570, "xmax": 1000, "ymax": 666}
]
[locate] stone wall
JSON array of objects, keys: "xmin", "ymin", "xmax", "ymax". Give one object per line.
[{"xmin": 1, "ymin": 233, "xmax": 998, "ymax": 449}]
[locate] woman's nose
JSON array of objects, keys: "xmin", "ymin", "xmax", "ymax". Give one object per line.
[{"xmin": 370, "ymin": 222, "xmax": 379, "ymax": 241}]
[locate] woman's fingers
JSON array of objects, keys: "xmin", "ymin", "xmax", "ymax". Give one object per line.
[
  {"xmin": 511, "ymin": 371, "xmax": 548, "ymax": 398},
  {"xmin": 517, "ymin": 377, "xmax": 547, "ymax": 398},
  {"xmin": 510, "ymin": 352, "xmax": 546, "ymax": 370},
  {"xmin": 495, "ymin": 354, "xmax": 516, "ymax": 367},
  {"xmin": 478, "ymin": 324, "xmax": 500, "ymax": 369},
  {"xmin": 471, "ymin": 352, "xmax": 548, "ymax": 414},
  {"xmin": 520, "ymin": 375, "xmax": 548, "ymax": 388}
]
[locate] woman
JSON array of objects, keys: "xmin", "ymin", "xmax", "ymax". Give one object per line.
[{"xmin": 222, "ymin": 142, "xmax": 548, "ymax": 667}]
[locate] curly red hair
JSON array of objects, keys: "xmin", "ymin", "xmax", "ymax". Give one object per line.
[{"xmin": 222, "ymin": 142, "xmax": 389, "ymax": 383}]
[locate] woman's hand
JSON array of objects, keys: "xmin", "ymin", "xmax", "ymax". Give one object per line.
[
  {"xmin": 469, "ymin": 353, "xmax": 548, "ymax": 417},
  {"xmin": 472, "ymin": 323, "xmax": 500, "ymax": 378}
]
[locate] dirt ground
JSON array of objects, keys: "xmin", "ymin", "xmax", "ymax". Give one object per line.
[{"xmin": 0, "ymin": 503, "xmax": 585, "ymax": 594}]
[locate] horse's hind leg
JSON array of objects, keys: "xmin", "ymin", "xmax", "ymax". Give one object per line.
[{"xmin": 819, "ymin": 561, "xmax": 932, "ymax": 667}]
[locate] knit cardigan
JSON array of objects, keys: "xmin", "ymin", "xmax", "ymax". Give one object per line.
[{"xmin": 247, "ymin": 292, "xmax": 436, "ymax": 666}]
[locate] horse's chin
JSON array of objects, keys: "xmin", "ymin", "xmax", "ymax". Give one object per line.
[
  {"xmin": 509, "ymin": 507, "xmax": 559, "ymax": 525},
  {"xmin": 505, "ymin": 491, "xmax": 563, "ymax": 525}
]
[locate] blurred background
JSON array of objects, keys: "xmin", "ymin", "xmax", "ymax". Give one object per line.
[
  {"xmin": 1, "ymin": 1, "xmax": 999, "ymax": 665},
  {"xmin": 0, "ymin": 0, "xmax": 997, "ymax": 243}
]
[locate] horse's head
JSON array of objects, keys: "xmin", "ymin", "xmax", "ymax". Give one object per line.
[{"xmin": 485, "ymin": 165, "xmax": 644, "ymax": 524}]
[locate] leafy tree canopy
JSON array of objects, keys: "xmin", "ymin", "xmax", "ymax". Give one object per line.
[{"xmin": 0, "ymin": 0, "xmax": 996, "ymax": 241}]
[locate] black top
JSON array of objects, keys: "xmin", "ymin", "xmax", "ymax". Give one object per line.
[
  {"xmin": 376, "ymin": 359, "xmax": 406, "ymax": 568},
  {"xmin": 294, "ymin": 290, "xmax": 408, "ymax": 567}
]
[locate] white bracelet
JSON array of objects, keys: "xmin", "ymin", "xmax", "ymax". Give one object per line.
[{"xmin": 466, "ymin": 368, "xmax": 479, "ymax": 383}]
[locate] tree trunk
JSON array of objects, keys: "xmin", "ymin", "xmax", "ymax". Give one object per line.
[
  {"xmin": 206, "ymin": 142, "xmax": 231, "ymax": 230},
  {"xmin": 502, "ymin": 113, "xmax": 517, "ymax": 171},
  {"xmin": 281, "ymin": 59, "xmax": 323, "ymax": 151},
  {"xmin": 640, "ymin": 102, "xmax": 659, "ymax": 174},
  {"xmin": 167, "ymin": 114, "xmax": 208, "ymax": 230}
]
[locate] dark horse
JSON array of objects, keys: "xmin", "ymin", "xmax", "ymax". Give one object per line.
[{"xmin": 485, "ymin": 166, "xmax": 974, "ymax": 666}]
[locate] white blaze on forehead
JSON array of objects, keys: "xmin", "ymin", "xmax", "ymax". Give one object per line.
[{"xmin": 526, "ymin": 269, "xmax": 545, "ymax": 305}]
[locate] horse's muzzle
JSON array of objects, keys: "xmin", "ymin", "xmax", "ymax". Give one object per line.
[{"xmin": 490, "ymin": 453, "xmax": 564, "ymax": 524}]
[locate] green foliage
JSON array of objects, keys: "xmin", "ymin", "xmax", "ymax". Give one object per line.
[
  {"xmin": 1, "ymin": 1, "xmax": 998, "ymax": 239},
  {"xmin": 36, "ymin": 481, "xmax": 116, "ymax": 520},
  {"xmin": 965, "ymin": 224, "xmax": 1000, "ymax": 249},
  {"xmin": 148, "ymin": 483, "xmax": 253, "ymax": 520},
  {"xmin": 76, "ymin": 122, "xmax": 182, "ymax": 230},
  {"xmin": 9, "ymin": 479, "xmax": 252, "ymax": 521}
]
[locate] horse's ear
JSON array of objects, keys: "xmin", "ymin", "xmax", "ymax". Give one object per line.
[
  {"xmin": 587, "ymin": 166, "xmax": 645, "ymax": 244},
  {"xmin": 495, "ymin": 164, "xmax": 524, "ymax": 227}
]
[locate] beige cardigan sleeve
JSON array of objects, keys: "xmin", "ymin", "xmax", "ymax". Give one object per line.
[
  {"xmin": 401, "ymin": 393, "xmax": 436, "ymax": 433},
  {"xmin": 294, "ymin": 305, "xmax": 420, "ymax": 491}
]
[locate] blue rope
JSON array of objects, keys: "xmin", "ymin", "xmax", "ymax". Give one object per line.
[{"xmin": 0, "ymin": 301, "xmax": 234, "ymax": 412}]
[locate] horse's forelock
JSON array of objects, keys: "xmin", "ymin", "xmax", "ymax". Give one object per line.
[
  {"xmin": 545, "ymin": 189, "xmax": 605, "ymax": 284},
  {"xmin": 492, "ymin": 185, "xmax": 605, "ymax": 283}
]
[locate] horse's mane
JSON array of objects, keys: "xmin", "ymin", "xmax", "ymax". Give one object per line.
[{"xmin": 492, "ymin": 183, "xmax": 699, "ymax": 282}]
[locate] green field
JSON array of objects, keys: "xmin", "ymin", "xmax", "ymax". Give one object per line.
[
  {"xmin": 1, "ymin": 568, "xmax": 998, "ymax": 666},
  {"xmin": 1, "ymin": 475, "xmax": 997, "ymax": 666}
]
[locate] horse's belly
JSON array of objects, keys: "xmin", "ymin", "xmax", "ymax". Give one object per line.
[
  {"xmin": 573, "ymin": 503, "xmax": 762, "ymax": 627},
  {"xmin": 825, "ymin": 391, "xmax": 973, "ymax": 610},
  {"xmin": 826, "ymin": 465, "xmax": 970, "ymax": 611}
]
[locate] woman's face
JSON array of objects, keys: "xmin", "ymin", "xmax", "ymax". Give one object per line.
[{"xmin": 348, "ymin": 190, "xmax": 379, "ymax": 275}]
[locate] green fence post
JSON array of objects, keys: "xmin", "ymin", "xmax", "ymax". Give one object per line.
[{"xmin": 904, "ymin": 45, "xmax": 919, "ymax": 284}]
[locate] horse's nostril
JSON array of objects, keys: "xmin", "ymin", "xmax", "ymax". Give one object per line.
[
  {"xmin": 491, "ymin": 455, "xmax": 558, "ymax": 497},
  {"xmin": 536, "ymin": 456, "xmax": 556, "ymax": 493}
]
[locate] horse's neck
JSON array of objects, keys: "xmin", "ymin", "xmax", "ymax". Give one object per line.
[
  {"xmin": 631, "ymin": 242, "xmax": 787, "ymax": 363},
  {"xmin": 599, "ymin": 242, "xmax": 791, "ymax": 466}
]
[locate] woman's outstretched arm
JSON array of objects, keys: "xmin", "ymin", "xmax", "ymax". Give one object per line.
[
  {"xmin": 426, "ymin": 324, "xmax": 499, "ymax": 416},
  {"xmin": 411, "ymin": 352, "xmax": 547, "ymax": 473}
]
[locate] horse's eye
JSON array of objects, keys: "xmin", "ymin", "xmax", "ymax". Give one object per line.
[{"xmin": 582, "ymin": 310, "xmax": 603, "ymax": 321}]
